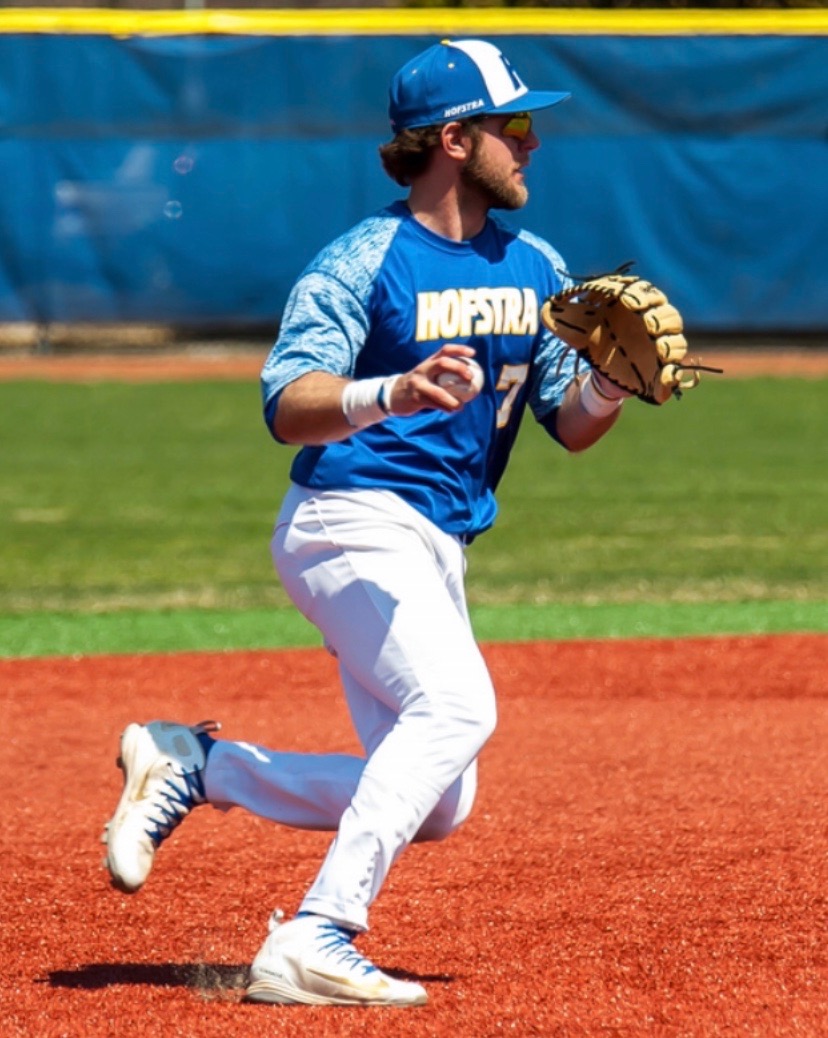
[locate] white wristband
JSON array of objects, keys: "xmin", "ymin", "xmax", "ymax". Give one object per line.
[
  {"xmin": 579, "ymin": 372, "xmax": 625, "ymax": 418},
  {"xmin": 342, "ymin": 375, "xmax": 399, "ymax": 429}
]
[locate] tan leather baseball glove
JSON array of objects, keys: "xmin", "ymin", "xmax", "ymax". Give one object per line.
[{"xmin": 541, "ymin": 271, "xmax": 721, "ymax": 405}]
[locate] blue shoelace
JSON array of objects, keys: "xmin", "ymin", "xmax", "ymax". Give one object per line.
[
  {"xmin": 144, "ymin": 768, "xmax": 206, "ymax": 847},
  {"xmin": 315, "ymin": 922, "xmax": 378, "ymax": 977}
]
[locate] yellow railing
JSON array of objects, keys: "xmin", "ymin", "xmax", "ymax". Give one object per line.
[{"xmin": 1, "ymin": 7, "xmax": 827, "ymax": 37}]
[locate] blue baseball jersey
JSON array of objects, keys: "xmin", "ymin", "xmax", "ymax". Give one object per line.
[{"xmin": 261, "ymin": 200, "xmax": 579, "ymax": 539}]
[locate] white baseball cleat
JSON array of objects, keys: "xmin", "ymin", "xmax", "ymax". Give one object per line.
[
  {"xmin": 102, "ymin": 720, "xmax": 219, "ymax": 893},
  {"xmin": 244, "ymin": 912, "xmax": 428, "ymax": 1007}
]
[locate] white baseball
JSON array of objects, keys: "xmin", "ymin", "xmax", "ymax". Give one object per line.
[{"xmin": 436, "ymin": 357, "xmax": 484, "ymax": 402}]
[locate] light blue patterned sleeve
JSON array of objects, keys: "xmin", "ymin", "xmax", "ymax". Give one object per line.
[
  {"xmin": 515, "ymin": 230, "xmax": 581, "ymax": 421},
  {"xmin": 260, "ymin": 210, "xmax": 401, "ymax": 422},
  {"xmin": 261, "ymin": 272, "xmax": 369, "ymax": 394},
  {"xmin": 529, "ymin": 331, "xmax": 582, "ymax": 420}
]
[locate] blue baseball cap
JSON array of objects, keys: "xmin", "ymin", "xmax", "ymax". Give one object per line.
[{"xmin": 388, "ymin": 38, "xmax": 570, "ymax": 132}]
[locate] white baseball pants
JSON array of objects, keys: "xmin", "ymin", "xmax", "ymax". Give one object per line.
[{"xmin": 204, "ymin": 484, "xmax": 497, "ymax": 932}]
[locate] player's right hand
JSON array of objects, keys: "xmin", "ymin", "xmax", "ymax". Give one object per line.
[{"xmin": 388, "ymin": 345, "xmax": 479, "ymax": 415}]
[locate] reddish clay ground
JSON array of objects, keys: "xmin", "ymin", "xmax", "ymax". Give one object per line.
[
  {"xmin": 2, "ymin": 351, "xmax": 825, "ymax": 1034},
  {"xmin": 2, "ymin": 634, "xmax": 827, "ymax": 1037}
]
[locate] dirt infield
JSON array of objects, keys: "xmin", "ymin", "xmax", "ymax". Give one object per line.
[
  {"xmin": 0, "ymin": 346, "xmax": 826, "ymax": 382},
  {"xmin": 3, "ymin": 350, "xmax": 825, "ymax": 1034},
  {"xmin": 3, "ymin": 634, "xmax": 827, "ymax": 1037}
]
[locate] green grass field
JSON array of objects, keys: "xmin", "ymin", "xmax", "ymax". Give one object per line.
[{"xmin": 1, "ymin": 374, "xmax": 825, "ymax": 657}]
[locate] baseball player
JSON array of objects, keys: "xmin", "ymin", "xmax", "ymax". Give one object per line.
[{"xmin": 102, "ymin": 38, "xmax": 633, "ymax": 1007}]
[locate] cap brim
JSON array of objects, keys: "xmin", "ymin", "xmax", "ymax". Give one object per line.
[{"xmin": 494, "ymin": 90, "xmax": 570, "ymax": 115}]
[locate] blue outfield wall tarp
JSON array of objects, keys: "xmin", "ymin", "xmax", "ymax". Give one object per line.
[{"xmin": 2, "ymin": 27, "xmax": 827, "ymax": 331}]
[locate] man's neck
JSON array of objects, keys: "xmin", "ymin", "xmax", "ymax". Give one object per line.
[{"xmin": 406, "ymin": 184, "xmax": 488, "ymax": 242}]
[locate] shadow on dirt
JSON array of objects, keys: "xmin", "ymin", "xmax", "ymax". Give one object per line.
[
  {"xmin": 42, "ymin": 962, "xmax": 453, "ymax": 992},
  {"xmin": 43, "ymin": 962, "xmax": 249, "ymax": 991}
]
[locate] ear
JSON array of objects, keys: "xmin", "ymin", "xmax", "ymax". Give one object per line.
[{"xmin": 440, "ymin": 121, "xmax": 474, "ymax": 161}]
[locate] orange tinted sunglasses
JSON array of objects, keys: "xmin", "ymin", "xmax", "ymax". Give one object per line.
[{"xmin": 501, "ymin": 113, "xmax": 533, "ymax": 142}]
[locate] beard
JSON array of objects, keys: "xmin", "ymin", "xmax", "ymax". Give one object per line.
[{"xmin": 461, "ymin": 141, "xmax": 529, "ymax": 211}]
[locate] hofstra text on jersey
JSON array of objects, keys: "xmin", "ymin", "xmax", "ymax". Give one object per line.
[{"xmin": 415, "ymin": 287, "xmax": 539, "ymax": 341}]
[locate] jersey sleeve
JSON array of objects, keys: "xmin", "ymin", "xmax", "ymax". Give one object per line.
[
  {"xmin": 260, "ymin": 271, "xmax": 370, "ymax": 432},
  {"xmin": 515, "ymin": 231, "xmax": 580, "ymax": 428},
  {"xmin": 528, "ymin": 328, "xmax": 581, "ymax": 421},
  {"xmin": 260, "ymin": 208, "xmax": 402, "ymax": 438}
]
